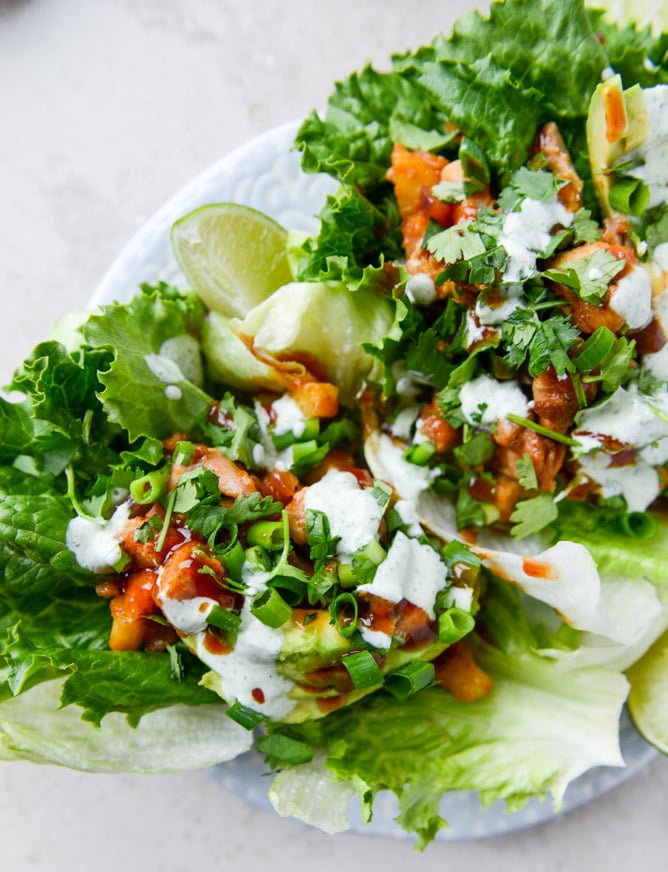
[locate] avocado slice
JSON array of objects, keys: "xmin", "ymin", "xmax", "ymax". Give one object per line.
[{"xmin": 587, "ymin": 74, "xmax": 649, "ymax": 217}]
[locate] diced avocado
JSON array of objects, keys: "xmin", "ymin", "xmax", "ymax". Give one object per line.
[
  {"xmin": 278, "ymin": 609, "xmax": 354, "ymax": 678},
  {"xmin": 587, "ymin": 74, "xmax": 649, "ymax": 217}
]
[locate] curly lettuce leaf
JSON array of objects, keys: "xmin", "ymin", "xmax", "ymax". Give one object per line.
[
  {"xmin": 403, "ymin": 0, "xmax": 607, "ymax": 117},
  {"xmin": 590, "ymin": 11, "xmax": 668, "ymax": 89},
  {"xmin": 294, "ymin": 185, "xmax": 403, "ymax": 290},
  {"xmin": 296, "ymin": 64, "xmax": 449, "ymax": 190},
  {"xmin": 0, "ymin": 469, "xmax": 93, "ymax": 618},
  {"xmin": 10, "ymin": 341, "xmax": 111, "ymax": 442},
  {"xmin": 84, "ymin": 283, "xmax": 212, "ymax": 441}
]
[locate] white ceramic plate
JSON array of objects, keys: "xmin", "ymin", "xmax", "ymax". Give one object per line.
[{"xmin": 93, "ymin": 121, "xmax": 657, "ymax": 842}]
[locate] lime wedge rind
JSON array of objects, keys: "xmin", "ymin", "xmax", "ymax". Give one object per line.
[
  {"xmin": 171, "ymin": 202, "xmax": 294, "ymax": 319},
  {"xmin": 627, "ymin": 630, "xmax": 668, "ymax": 755}
]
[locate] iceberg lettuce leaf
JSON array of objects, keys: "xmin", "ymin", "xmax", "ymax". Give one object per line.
[
  {"xmin": 229, "ymin": 282, "xmax": 395, "ymax": 405},
  {"xmin": 0, "ymin": 678, "xmax": 251, "ymax": 772}
]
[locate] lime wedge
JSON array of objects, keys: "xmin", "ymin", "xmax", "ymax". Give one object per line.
[
  {"xmin": 171, "ymin": 202, "xmax": 294, "ymax": 318},
  {"xmin": 627, "ymin": 630, "xmax": 668, "ymax": 755}
]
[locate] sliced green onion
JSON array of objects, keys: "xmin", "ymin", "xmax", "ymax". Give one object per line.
[
  {"xmin": 320, "ymin": 417, "xmax": 358, "ymax": 447},
  {"xmin": 404, "ymin": 441, "xmax": 436, "ymax": 466},
  {"xmin": 341, "ymin": 650, "xmax": 384, "ymax": 691},
  {"xmin": 207, "ymin": 604, "xmax": 242, "ymax": 633},
  {"xmin": 226, "ymin": 700, "xmax": 267, "ymax": 730},
  {"xmin": 246, "ymin": 520, "xmax": 285, "ymax": 551},
  {"xmin": 337, "ymin": 540, "xmax": 387, "ymax": 588},
  {"xmin": 290, "ymin": 439, "xmax": 329, "ymax": 476},
  {"xmin": 385, "ymin": 661, "xmax": 436, "ymax": 699},
  {"xmin": 251, "ymin": 588, "xmax": 292, "ymax": 628},
  {"xmin": 618, "ymin": 511, "xmax": 657, "ymax": 540},
  {"xmin": 256, "ymin": 733, "xmax": 314, "ymax": 768},
  {"xmin": 271, "ymin": 418, "xmax": 320, "ymax": 450},
  {"xmin": 506, "ymin": 414, "xmax": 579, "ymax": 447},
  {"xmin": 573, "ymin": 326, "xmax": 616, "ymax": 373},
  {"xmin": 608, "ymin": 176, "xmax": 650, "ymax": 217},
  {"xmin": 172, "ymin": 440, "xmax": 196, "ymax": 466},
  {"xmin": 130, "ymin": 465, "xmax": 170, "ymax": 505},
  {"xmin": 220, "ymin": 539, "xmax": 246, "ymax": 583},
  {"xmin": 331, "ymin": 592, "xmax": 359, "ymax": 638},
  {"xmin": 244, "ymin": 545, "xmax": 272, "ymax": 572},
  {"xmin": 438, "ymin": 607, "xmax": 476, "ymax": 645}
]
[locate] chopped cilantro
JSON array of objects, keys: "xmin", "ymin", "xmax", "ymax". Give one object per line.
[
  {"xmin": 510, "ymin": 493, "xmax": 559, "ymax": 538},
  {"xmin": 497, "ymin": 167, "xmax": 561, "ymax": 211},
  {"xmin": 516, "ymin": 453, "xmax": 539, "ymax": 491},
  {"xmin": 544, "ymin": 247, "xmax": 626, "ymax": 305},
  {"xmin": 426, "ymin": 221, "xmax": 487, "ymax": 264},
  {"xmin": 572, "ymin": 209, "xmax": 601, "ymax": 244},
  {"xmin": 501, "ymin": 288, "xmax": 580, "ymax": 376}
]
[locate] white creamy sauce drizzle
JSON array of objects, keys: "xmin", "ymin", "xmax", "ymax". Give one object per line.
[
  {"xmin": 475, "ymin": 284, "xmax": 524, "ymax": 326},
  {"xmin": 459, "ymin": 374, "xmax": 529, "ymax": 429},
  {"xmin": 159, "ymin": 334, "xmax": 204, "ymax": 386},
  {"xmin": 367, "ymin": 432, "xmax": 439, "ymax": 503},
  {"xmin": 253, "ymin": 401, "xmax": 294, "ymax": 472},
  {"xmin": 390, "ymin": 403, "xmax": 421, "ymax": 440},
  {"xmin": 405, "ymin": 273, "xmax": 437, "ymax": 306},
  {"xmin": 164, "ymin": 385, "xmax": 183, "ymax": 401},
  {"xmin": 65, "ymin": 502, "xmax": 131, "ymax": 573},
  {"xmin": 577, "ymin": 452, "xmax": 660, "ymax": 512},
  {"xmin": 441, "ymin": 585, "xmax": 474, "ymax": 612},
  {"xmin": 358, "ymin": 626, "xmax": 394, "ymax": 650},
  {"xmin": 304, "ymin": 469, "xmax": 383, "ymax": 562},
  {"xmin": 572, "ymin": 385, "xmax": 668, "ymax": 511},
  {"xmin": 270, "ymin": 395, "xmax": 307, "ymax": 437},
  {"xmin": 500, "ymin": 196, "xmax": 574, "ymax": 283},
  {"xmin": 609, "ymin": 264, "xmax": 653, "ymax": 329},
  {"xmin": 157, "ymin": 591, "xmax": 216, "ymax": 636},
  {"xmin": 464, "ymin": 308, "xmax": 489, "ymax": 347},
  {"xmin": 144, "ymin": 353, "xmax": 185, "ymax": 384},
  {"xmin": 643, "ymin": 285, "xmax": 668, "ymax": 380},
  {"xmin": 393, "ymin": 498, "xmax": 424, "ymax": 538},
  {"xmin": 628, "ymin": 84, "xmax": 668, "ymax": 209},
  {"xmin": 193, "ymin": 599, "xmax": 295, "ymax": 721},
  {"xmin": 358, "ymin": 531, "xmax": 447, "ymax": 619}
]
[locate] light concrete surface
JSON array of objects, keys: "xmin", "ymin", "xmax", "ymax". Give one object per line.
[{"xmin": 0, "ymin": 1, "xmax": 667, "ymax": 870}]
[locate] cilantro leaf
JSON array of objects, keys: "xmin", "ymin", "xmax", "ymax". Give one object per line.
[
  {"xmin": 510, "ymin": 493, "xmax": 559, "ymax": 539},
  {"xmin": 502, "ymin": 306, "xmax": 580, "ymax": 377},
  {"xmin": 516, "ymin": 453, "xmax": 539, "ymax": 491},
  {"xmin": 497, "ymin": 167, "xmax": 561, "ymax": 211},
  {"xmin": 545, "ymin": 248, "xmax": 626, "ymax": 305},
  {"xmin": 572, "ymin": 209, "xmax": 601, "ymax": 244},
  {"xmin": 426, "ymin": 221, "xmax": 487, "ymax": 264}
]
